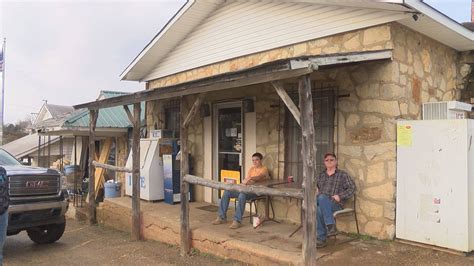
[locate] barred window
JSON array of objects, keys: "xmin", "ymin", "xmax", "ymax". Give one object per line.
[
  {"xmin": 163, "ymin": 99, "xmax": 180, "ymax": 138},
  {"xmin": 283, "ymin": 84, "xmax": 336, "ymax": 184}
]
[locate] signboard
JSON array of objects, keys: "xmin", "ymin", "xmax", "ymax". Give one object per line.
[{"xmin": 220, "ymin": 170, "xmax": 240, "ymax": 201}]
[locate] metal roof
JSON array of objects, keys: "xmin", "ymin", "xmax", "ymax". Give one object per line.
[
  {"xmin": 1, "ymin": 133, "xmax": 60, "ymax": 158},
  {"xmin": 64, "ymin": 91, "xmax": 145, "ymax": 128},
  {"xmin": 33, "ymin": 103, "xmax": 74, "ymax": 127},
  {"xmin": 45, "ymin": 104, "xmax": 74, "ymax": 119},
  {"xmin": 37, "ymin": 91, "xmax": 145, "ymax": 134}
]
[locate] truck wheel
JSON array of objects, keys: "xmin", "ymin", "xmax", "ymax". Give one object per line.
[{"xmin": 26, "ymin": 222, "xmax": 66, "ymax": 244}]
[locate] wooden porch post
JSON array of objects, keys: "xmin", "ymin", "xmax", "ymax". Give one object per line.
[
  {"xmin": 37, "ymin": 134, "xmax": 41, "ymax": 167},
  {"xmin": 88, "ymin": 109, "xmax": 99, "ymax": 224},
  {"xmin": 180, "ymin": 94, "xmax": 203, "ymax": 256},
  {"xmin": 47, "ymin": 135, "xmax": 51, "ymax": 167},
  {"xmin": 131, "ymin": 103, "xmax": 141, "ymax": 241},
  {"xmin": 299, "ymin": 75, "xmax": 317, "ymax": 265},
  {"xmin": 59, "ymin": 136, "xmax": 63, "ymax": 172}
]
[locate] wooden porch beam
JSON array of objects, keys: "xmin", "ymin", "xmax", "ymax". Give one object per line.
[
  {"xmin": 123, "ymin": 105, "xmax": 134, "ymax": 125},
  {"xmin": 180, "ymin": 97, "xmax": 191, "ymax": 256},
  {"xmin": 299, "ymin": 75, "xmax": 317, "ymax": 265},
  {"xmin": 271, "ymin": 81, "xmax": 301, "ymax": 126},
  {"xmin": 74, "ymin": 50, "xmax": 392, "ymax": 111},
  {"xmin": 75, "ymin": 66, "xmax": 312, "ymax": 110},
  {"xmin": 88, "ymin": 109, "xmax": 99, "ymax": 225},
  {"xmin": 131, "ymin": 102, "xmax": 141, "ymax": 241},
  {"xmin": 289, "ymin": 49, "xmax": 392, "ymax": 69},
  {"xmin": 182, "ymin": 94, "xmax": 204, "ymax": 129}
]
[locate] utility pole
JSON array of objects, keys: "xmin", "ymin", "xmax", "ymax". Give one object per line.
[{"xmin": 0, "ymin": 38, "xmax": 6, "ymax": 146}]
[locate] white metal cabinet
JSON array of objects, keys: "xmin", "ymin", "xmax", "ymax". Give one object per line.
[
  {"xmin": 125, "ymin": 138, "xmax": 164, "ymax": 201},
  {"xmin": 396, "ymin": 119, "xmax": 474, "ymax": 252}
]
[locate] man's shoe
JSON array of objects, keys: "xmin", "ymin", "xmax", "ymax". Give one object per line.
[
  {"xmin": 316, "ymin": 239, "xmax": 327, "ymax": 248},
  {"xmin": 327, "ymin": 224, "xmax": 338, "ymax": 236},
  {"xmin": 229, "ymin": 220, "xmax": 241, "ymax": 229},
  {"xmin": 212, "ymin": 217, "xmax": 226, "ymax": 225}
]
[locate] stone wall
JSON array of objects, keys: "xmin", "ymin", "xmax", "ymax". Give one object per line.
[
  {"xmin": 391, "ymin": 23, "xmax": 459, "ymax": 118},
  {"xmin": 116, "ymin": 135, "xmax": 129, "ymax": 196},
  {"xmin": 181, "ymin": 94, "xmax": 205, "ymax": 202},
  {"xmin": 320, "ymin": 61, "xmax": 399, "ymax": 239},
  {"xmin": 254, "ymin": 84, "xmax": 282, "ymax": 179},
  {"xmin": 327, "ymin": 23, "xmax": 460, "ymax": 239},
  {"xmin": 148, "ymin": 24, "xmax": 393, "ymax": 89}
]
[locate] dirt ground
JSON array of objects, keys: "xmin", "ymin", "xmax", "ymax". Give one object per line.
[
  {"xmin": 4, "ymin": 217, "xmax": 474, "ymax": 265},
  {"xmin": 319, "ymin": 237, "xmax": 474, "ymax": 266},
  {"xmin": 3, "ymin": 218, "xmax": 240, "ymax": 265}
]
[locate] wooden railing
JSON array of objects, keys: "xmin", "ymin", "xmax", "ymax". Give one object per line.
[
  {"xmin": 180, "ymin": 174, "xmax": 304, "ymax": 258},
  {"xmin": 183, "ymin": 174, "xmax": 303, "ymax": 199},
  {"xmin": 92, "ymin": 161, "xmax": 133, "ymax": 173}
]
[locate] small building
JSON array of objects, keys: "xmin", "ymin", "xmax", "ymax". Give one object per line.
[
  {"xmin": 36, "ymin": 90, "xmax": 145, "ymax": 195},
  {"xmin": 2, "ymin": 103, "xmax": 74, "ymax": 166}
]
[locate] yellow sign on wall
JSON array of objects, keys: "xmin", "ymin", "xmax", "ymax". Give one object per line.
[{"xmin": 397, "ymin": 124, "xmax": 413, "ymax": 147}]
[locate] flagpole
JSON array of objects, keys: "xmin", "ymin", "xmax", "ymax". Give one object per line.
[{"xmin": 1, "ymin": 38, "xmax": 5, "ymax": 146}]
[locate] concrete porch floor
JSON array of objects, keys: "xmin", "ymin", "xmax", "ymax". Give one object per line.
[{"xmin": 95, "ymin": 197, "xmax": 351, "ymax": 265}]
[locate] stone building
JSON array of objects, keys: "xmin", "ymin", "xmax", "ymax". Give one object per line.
[{"xmin": 108, "ymin": 0, "xmax": 473, "ymax": 240}]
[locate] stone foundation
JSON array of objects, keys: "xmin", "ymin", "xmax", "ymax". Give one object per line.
[{"xmin": 97, "ymin": 198, "xmax": 303, "ymax": 265}]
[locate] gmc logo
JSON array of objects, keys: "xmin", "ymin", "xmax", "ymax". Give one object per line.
[{"xmin": 26, "ymin": 181, "xmax": 45, "ymax": 188}]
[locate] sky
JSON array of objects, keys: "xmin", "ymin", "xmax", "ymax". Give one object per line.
[
  {"xmin": 0, "ymin": 0, "xmax": 471, "ymax": 124},
  {"xmin": 425, "ymin": 0, "xmax": 471, "ymax": 22},
  {"xmin": 0, "ymin": 0, "xmax": 186, "ymax": 124}
]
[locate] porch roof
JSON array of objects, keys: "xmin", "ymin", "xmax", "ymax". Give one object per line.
[
  {"xmin": 75, "ymin": 50, "xmax": 393, "ymax": 110},
  {"xmin": 39, "ymin": 91, "xmax": 145, "ymax": 136}
]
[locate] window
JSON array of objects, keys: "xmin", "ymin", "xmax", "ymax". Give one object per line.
[
  {"xmin": 284, "ymin": 86, "xmax": 335, "ymax": 184},
  {"xmin": 163, "ymin": 100, "xmax": 180, "ymax": 138},
  {"xmin": 0, "ymin": 149, "xmax": 21, "ymax": 166}
]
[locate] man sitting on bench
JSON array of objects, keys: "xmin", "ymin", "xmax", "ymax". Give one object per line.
[{"xmin": 316, "ymin": 152, "xmax": 356, "ymax": 248}]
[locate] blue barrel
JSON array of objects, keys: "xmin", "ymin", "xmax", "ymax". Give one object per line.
[
  {"xmin": 64, "ymin": 165, "xmax": 79, "ymax": 175},
  {"xmin": 104, "ymin": 182, "xmax": 121, "ymax": 198}
]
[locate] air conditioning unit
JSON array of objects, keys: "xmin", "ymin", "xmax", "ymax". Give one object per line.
[{"xmin": 422, "ymin": 101, "xmax": 472, "ymax": 120}]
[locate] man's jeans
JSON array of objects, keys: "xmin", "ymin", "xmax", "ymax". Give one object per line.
[
  {"xmin": 316, "ymin": 194, "xmax": 342, "ymax": 241},
  {"xmin": 0, "ymin": 210, "xmax": 8, "ymax": 265},
  {"xmin": 219, "ymin": 191, "xmax": 257, "ymax": 223}
]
